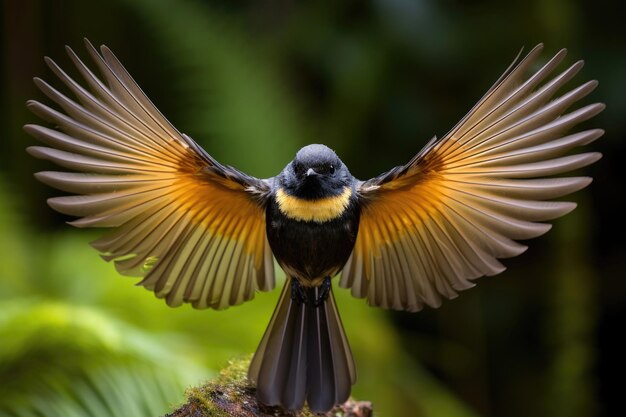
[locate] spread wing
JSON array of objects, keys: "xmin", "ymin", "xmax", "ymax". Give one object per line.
[
  {"xmin": 340, "ymin": 44, "xmax": 604, "ymax": 312},
  {"xmin": 26, "ymin": 39, "xmax": 275, "ymax": 309}
]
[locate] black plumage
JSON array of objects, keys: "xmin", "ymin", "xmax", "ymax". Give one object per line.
[{"xmin": 250, "ymin": 146, "xmax": 361, "ymax": 411}]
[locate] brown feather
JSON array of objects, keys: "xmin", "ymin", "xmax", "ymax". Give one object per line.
[
  {"xmin": 343, "ymin": 45, "xmax": 604, "ymax": 311},
  {"xmin": 26, "ymin": 41, "xmax": 275, "ymax": 309}
]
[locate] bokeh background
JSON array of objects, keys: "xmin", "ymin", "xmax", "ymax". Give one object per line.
[{"xmin": 1, "ymin": 0, "xmax": 624, "ymax": 416}]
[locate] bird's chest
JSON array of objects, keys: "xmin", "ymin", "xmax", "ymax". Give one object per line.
[{"xmin": 266, "ymin": 196, "xmax": 360, "ymax": 286}]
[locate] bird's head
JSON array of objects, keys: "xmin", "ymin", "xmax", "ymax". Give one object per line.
[{"xmin": 279, "ymin": 144, "xmax": 352, "ymax": 200}]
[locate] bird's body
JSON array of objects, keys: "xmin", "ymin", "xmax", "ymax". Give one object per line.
[
  {"xmin": 266, "ymin": 192, "xmax": 359, "ymax": 286},
  {"xmin": 267, "ymin": 145, "xmax": 360, "ymax": 287},
  {"xmin": 251, "ymin": 145, "xmax": 361, "ymax": 409},
  {"xmin": 26, "ymin": 40, "xmax": 604, "ymax": 413}
]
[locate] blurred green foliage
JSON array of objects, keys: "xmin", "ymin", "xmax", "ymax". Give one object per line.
[{"xmin": 1, "ymin": 0, "xmax": 624, "ymax": 416}]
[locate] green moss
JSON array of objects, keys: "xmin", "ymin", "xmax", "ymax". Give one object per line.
[
  {"xmin": 184, "ymin": 357, "xmax": 252, "ymax": 416},
  {"xmin": 165, "ymin": 356, "xmax": 372, "ymax": 417}
]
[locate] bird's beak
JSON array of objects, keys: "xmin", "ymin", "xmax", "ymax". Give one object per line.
[{"xmin": 306, "ymin": 168, "xmax": 317, "ymax": 177}]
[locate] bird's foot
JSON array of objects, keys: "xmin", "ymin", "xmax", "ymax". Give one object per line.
[
  {"xmin": 291, "ymin": 279, "xmax": 309, "ymax": 305},
  {"xmin": 291, "ymin": 277, "xmax": 331, "ymax": 308},
  {"xmin": 313, "ymin": 277, "xmax": 331, "ymax": 307}
]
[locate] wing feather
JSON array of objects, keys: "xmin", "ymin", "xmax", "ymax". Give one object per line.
[
  {"xmin": 27, "ymin": 40, "xmax": 275, "ymax": 309},
  {"xmin": 343, "ymin": 45, "xmax": 603, "ymax": 311}
]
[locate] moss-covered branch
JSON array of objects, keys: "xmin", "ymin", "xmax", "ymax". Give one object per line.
[{"xmin": 163, "ymin": 358, "xmax": 372, "ymax": 417}]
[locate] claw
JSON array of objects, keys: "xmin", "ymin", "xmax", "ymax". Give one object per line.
[
  {"xmin": 291, "ymin": 277, "xmax": 331, "ymax": 308},
  {"xmin": 313, "ymin": 277, "xmax": 331, "ymax": 307},
  {"xmin": 291, "ymin": 278, "xmax": 309, "ymax": 305}
]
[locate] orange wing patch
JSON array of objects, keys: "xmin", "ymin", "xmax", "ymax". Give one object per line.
[{"xmin": 27, "ymin": 40, "xmax": 275, "ymax": 309}]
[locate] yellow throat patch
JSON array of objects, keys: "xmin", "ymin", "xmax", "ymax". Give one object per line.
[{"xmin": 275, "ymin": 186, "xmax": 352, "ymax": 223}]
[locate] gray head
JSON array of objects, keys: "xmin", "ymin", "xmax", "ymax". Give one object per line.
[
  {"xmin": 280, "ymin": 144, "xmax": 352, "ymax": 199},
  {"xmin": 293, "ymin": 144, "xmax": 341, "ymax": 177}
]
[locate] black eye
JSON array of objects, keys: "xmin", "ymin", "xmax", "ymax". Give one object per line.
[
  {"xmin": 316, "ymin": 164, "xmax": 334, "ymax": 175},
  {"xmin": 294, "ymin": 162, "xmax": 305, "ymax": 176}
]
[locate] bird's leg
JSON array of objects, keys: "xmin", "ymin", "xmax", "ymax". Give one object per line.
[
  {"xmin": 313, "ymin": 277, "xmax": 331, "ymax": 307},
  {"xmin": 291, "ymin": 278, "xmax": 309, "ymax": 305}
]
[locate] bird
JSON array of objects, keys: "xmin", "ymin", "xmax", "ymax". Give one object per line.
[{"xmin": 25, "ymin": 39, "xmax": 604, "ymax": 413}]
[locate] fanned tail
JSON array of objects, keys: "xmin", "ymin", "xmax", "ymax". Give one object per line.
[{"xmin": 248, "ymin": 279, "xmax": 356, "ymax": 412}]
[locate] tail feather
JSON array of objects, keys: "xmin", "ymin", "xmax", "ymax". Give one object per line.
[
  {"xmin": 249, "ymin": 282, "xmax": 307, "ymax": 409},
  {"xmin": 326, "ymin": 289, "xmax": 356, "ymax": 394},
  {"xmin": 249, "ymin": 280, "xmax": 355, "ymax": 413},
  {"xmin": 283, "ymin": 302, "xmax": 307, "ymax": 408}
]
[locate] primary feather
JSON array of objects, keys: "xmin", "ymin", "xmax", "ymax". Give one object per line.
[
  {"xmin": 26, "ymin": 39, "xmax": 275, "ymax": 310},
  {"xmin": 341, "ymin": 44, "xmax": 604, "ymax": 312}
]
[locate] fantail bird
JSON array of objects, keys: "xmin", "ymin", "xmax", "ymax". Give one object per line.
[{"xmin": 25, "ymin": 40, "xmax": 603, "ymax": 413}]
